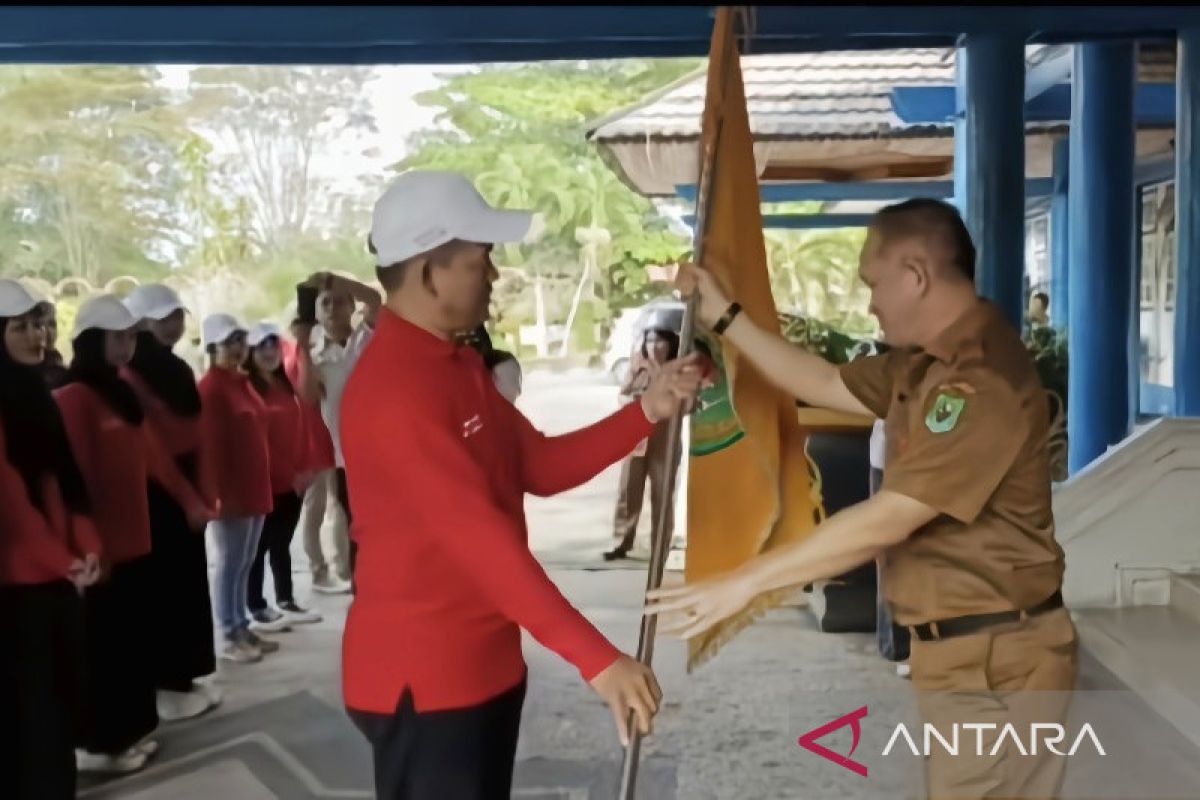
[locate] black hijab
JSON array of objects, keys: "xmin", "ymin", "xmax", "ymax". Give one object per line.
[
  {"xmin": 0, "ymin": 315, "xmax": 90, "ymax": 514},
  {"xmin": 127, "ymin": 330, "xmax": 201, "ymax": 418},
  {"xmin": 63, "ymin": 329, "xmax": 145, "ymax": 426}
]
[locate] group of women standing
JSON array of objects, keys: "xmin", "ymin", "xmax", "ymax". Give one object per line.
[{"xmin": 0, "ymin": 278, "xmax": 323, "ymax": 798}]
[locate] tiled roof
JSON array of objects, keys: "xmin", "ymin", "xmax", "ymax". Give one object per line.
[{"xmin": 590, "ymin": 45, "xmax": 1175, "ymax": 143}]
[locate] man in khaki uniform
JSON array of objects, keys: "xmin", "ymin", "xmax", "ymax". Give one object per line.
[{"xmin": 648, "ymin": 198, "xmax": 1077, "ymax": 799}]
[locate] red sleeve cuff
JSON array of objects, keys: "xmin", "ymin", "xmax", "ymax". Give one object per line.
[{"xmin": 577, "ymin": 641, "xmax": 623, "ymax": 683}]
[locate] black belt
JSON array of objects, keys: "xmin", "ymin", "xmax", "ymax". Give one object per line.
[{"xmin": 909, "ymin": 591, "xmax": 1064, "ymax": 642}]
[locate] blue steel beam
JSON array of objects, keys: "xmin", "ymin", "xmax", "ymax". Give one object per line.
[
  {"xmin": 1176, "ymin": 31, "xmax": 1200, "ymax": 416},
  {"xmin": 1068, "ymin": 43, "xmax": 1137, "ymax": 473},
  {"xmin": 891, "ymin": 83, "xmax": 1177, "ymax": 125},
  {"xmin": 681, "ymin": 214, "xmax": 874, "ymax": 230},
  {"xmin": 675, "ymin": 179, "xmax": 1053, "ymax": 203},
  {"xmin": 1050, "ymin": 138, "xmax": 1070, "ymax": 329},
  {"xmin": 0, "ymin": 7, "xmax": 1199, "ymax": 64},
  {"xmin": 961, "ymin": 34, "xmax": 1027, "ymax": 326}
]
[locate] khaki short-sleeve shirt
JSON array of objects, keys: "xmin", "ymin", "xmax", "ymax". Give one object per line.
[{"xmin": 838, "ymin": 301, "xmax": 1064, "ymax": 626}]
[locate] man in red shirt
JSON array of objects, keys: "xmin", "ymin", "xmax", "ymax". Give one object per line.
[{"xmin": 340, "ymin": 171, "xmax": 701, "ymax": 799}]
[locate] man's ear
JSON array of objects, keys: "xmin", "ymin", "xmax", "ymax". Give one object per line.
[{"xmin": 900, "ymin": 245, "xmax": 935, "ymax": 297}]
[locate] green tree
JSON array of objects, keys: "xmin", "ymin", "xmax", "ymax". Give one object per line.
[
  {"xmin": 0, "ymin": 66, "xmax": 188, "ymax": 285},
  {"xmin": 183, "ymin": 67, "xmax": 378, "ymax": 251},
  {"xmin": 399, "ymin": 60, "xmax": 700, "ymax": 351}
]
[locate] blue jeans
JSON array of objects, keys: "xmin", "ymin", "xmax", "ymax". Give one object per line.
[{"xmin": 208, "ymin": 515, "xmax": 265, "ymax": 640}]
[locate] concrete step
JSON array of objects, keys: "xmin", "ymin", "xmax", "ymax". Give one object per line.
[
  {"xmin": 1170, "ymin": 572, "xmax": 1200, "ymax": 624},
  {"xmin": 1073, "ymin": 607, "xmax": 1200, "ymax": 751}
]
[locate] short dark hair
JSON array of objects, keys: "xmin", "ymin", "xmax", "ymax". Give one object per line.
[
  {"xmin": 1032, "ymin": 291, "xmax": 1049, "ymax": 305},
  {"xmin": 375, "ymin": 239, "xmax": 464, "ymax": 294},
  {"xmin": 872, "ymin": 198, "xmax": 976, "ymax": 282}
]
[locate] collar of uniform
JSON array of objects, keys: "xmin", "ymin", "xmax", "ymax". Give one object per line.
[
  {"xmin": 375, "ymin": 307, "xmax": 458, "ymax": 358},
  {"xmin": 921, "ymin": 299, "xmax": 994, "ymax": 364}
]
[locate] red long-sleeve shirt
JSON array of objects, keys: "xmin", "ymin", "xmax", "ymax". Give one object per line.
[
  {"xmin": 54, "ymin": 383, "xmax": 207, "ymax": 565},
  {"xmin": 122, "ymin": 367, "xmax": 217, "ymax": 509},
  {"xmin": 258, "ymin": 382, "xmax": 305, "ymax": 496},
  {"xmin": 283, "ymin": 339, "xmax": 336, "ymax": 473},
  {"xmin": 340, "ymin": 310, "xmax": 656, "ymax": 714},
  {"xmin": 0, "ymin": 415, "xmax": 103, "ymax": 585},
  {"xmin": 198, "ymin": 367, "xmax": 273, "ymax": 518}
]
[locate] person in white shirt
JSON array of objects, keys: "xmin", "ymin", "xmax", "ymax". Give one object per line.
[{"xmin": 293, "ymin": 272, "xmax": 381, "ymax": 590}]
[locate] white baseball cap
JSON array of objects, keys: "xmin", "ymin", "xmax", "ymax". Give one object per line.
[
  {"xmin": 0, "ymin": 278, "xmax": 45, "ymax": 317},
  {"xmin": 202, "ymin": 313, "xmax": 247, "ymax": 347},
  {"xmin": 125, "ymin": 284, "xmax": 187, "ymax": 321},
  {"xmin": 370, "ymin": 171, "xmax": 533, "ymax": 266},
  {"xmin": 247, "ymin": 321, "xmax": 283, "ymax": 348},
  {"xmin": 73, "ymin": 294, "xmax": 138, "ymax": 339}
]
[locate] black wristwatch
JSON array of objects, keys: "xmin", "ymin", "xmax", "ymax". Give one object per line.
[{"xmin": 712, "ymin": 302, "xmax": 743, "ymax": 335}]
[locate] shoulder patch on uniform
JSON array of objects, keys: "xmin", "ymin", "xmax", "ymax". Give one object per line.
[{"xmin": 926, "ymin": 392, "xmax": 967, "ymax": 433}]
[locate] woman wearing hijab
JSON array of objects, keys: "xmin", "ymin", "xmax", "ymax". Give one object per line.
[
  {"xmin": 245, "ymin": 322, "xmax": 322, "ymax": 629},
  {"xmin": 123, "ymin": 284, "xmax": 223, "ymax": 722},
  {"xmin": 0, "ymin": 279, "xmax": 102, "ymax": 799},
  {"xmin": 55, "ymin": 295, "xmax": 216, "ymax": 775},
  {"xmin": 198, "ymin": 313, "xmax": 276, "ymax": 664},
  {"xmin": 36, "ymin": 299, "xmax": 69, "ymax": 389},
  {"xmin": 603, "ymin": 325, "xmax": 683, "ymax": 561}
]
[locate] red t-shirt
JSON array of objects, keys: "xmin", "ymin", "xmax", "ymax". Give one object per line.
[
  {"xmin": 198, "ymin": 367, "xmax": 273, "ymax": 518},
  {"xmin": 283, "ymin": 338, "xmax": 336, "ymax": 473},
  {"xmin": 340, "ymin": 310, "xmax": 656, "ymax": 714},
  {"xmin": 257, "ymin": 381, "xmax": 305, "ymax": 497},
  {"xmin": 55, "ymin": 383, "xmax": 206, "ymax": 564},
  {"xmin": 0, "ymin": 413, "xmax": 103, "ymax": 585}
]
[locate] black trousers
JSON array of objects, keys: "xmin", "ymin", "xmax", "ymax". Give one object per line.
[
  {"xmin": 147, "ymin": 475, "xmax": 216, "ymax": 692},
  {"xmin": 249, "ymin": 491, "xmax": 303, "ymax": 610},
  {"xmin": 348, "ymin": 679, "xmax": 526, "ymax": 800},
  {"xmin": 335, "ymin": 467, "xmax": 358, "ymax": 589},
  {"xmin": 81, "ymin": 556, "xmax": 159, "ymax": 755},
  {"xmin": 0, "ymin": 580, "xmax": 86, "ymax": 800}
]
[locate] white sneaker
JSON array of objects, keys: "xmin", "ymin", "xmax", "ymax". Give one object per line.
[
  {"xmin": 220, "ymin": 638, "xmax": 261, "ymax": 664},
  {"xmin": 896, "ymin": 662, "xmax": 912, "ymax": 680},
  {"xmin": 196, "ymin": 681, "xmax": 224, "ymax": 709},
  {"xmin": 279, "ymin": 601, "xmax": 322, "ymax": 624},
  {"xmin": 156, "ymin": 688, "xmax": 212, "ymax": 722},
  {"xmin": 76, "ymin": 748, "xmax": 148, "ymax": 774},
  {"xmin": 249, "ymin": 608, "xmax": 292, "ymax": 633},
  {"xmin": 312, "ymin": 574, "xmax": 351, "ymax": 595},
  {"xmin": 136, "ymin": 739, "xmax": 159, "ymax": 757},
  {"xmin": 242, "ymin": 629, "xmax": 280, "ymax": 654}
]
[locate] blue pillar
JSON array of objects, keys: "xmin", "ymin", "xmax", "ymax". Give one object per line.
[
  {"xmin": 1175, "ymin": 31, "xmax": 1200, "ymax": 415},
  {"xmin": 960, "ymin": 35, "xmax": 1026, "ymax": 327},
  {"xmin": 1068, "ymin": 43, "xmax": 1136, "ymax": 473},
  {"xmin": 1050, "ymin": 138, "xmax": 1070, "ymax": 329},
  {"xmin": 953, "ymin": 45, "xmax": 969, "ymax": 215}
]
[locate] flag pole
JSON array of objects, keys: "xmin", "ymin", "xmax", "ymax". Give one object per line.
[{"xmin": 616, "ymin": 10, "xmax": 738, "ymax": 798}]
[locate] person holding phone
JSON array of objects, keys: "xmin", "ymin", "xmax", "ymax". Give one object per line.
[{"xmin": 292, "ymin": 272, "xmax": 381, "ymax": 591}]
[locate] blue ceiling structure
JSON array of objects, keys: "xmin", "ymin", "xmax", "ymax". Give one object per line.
[{"xmin": 1, "ymin": 6, "xmax": 1199, "ymax": 64}]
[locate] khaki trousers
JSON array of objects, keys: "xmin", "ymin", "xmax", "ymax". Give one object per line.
[{"xmin": 909, "ymin": 608, "xmax": 1079, "ymax": 800}]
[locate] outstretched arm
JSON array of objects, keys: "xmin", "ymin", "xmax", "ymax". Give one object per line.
[
  {"xmin": 510, "ymin": 356, "xmax": 701, "ymax": 497},
  {"xmin": 677, "ymin": 262, "xmax": 874, "ymax": 416}
]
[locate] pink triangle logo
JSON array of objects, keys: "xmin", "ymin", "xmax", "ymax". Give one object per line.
[{"xmin": 797, "ymin": 705, "xmax": 870, "ymax": 777}]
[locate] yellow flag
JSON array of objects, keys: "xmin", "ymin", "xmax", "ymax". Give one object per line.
[{"xmin": 685, "ymin": 7, "xmax": 826, "ymax": 669}]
